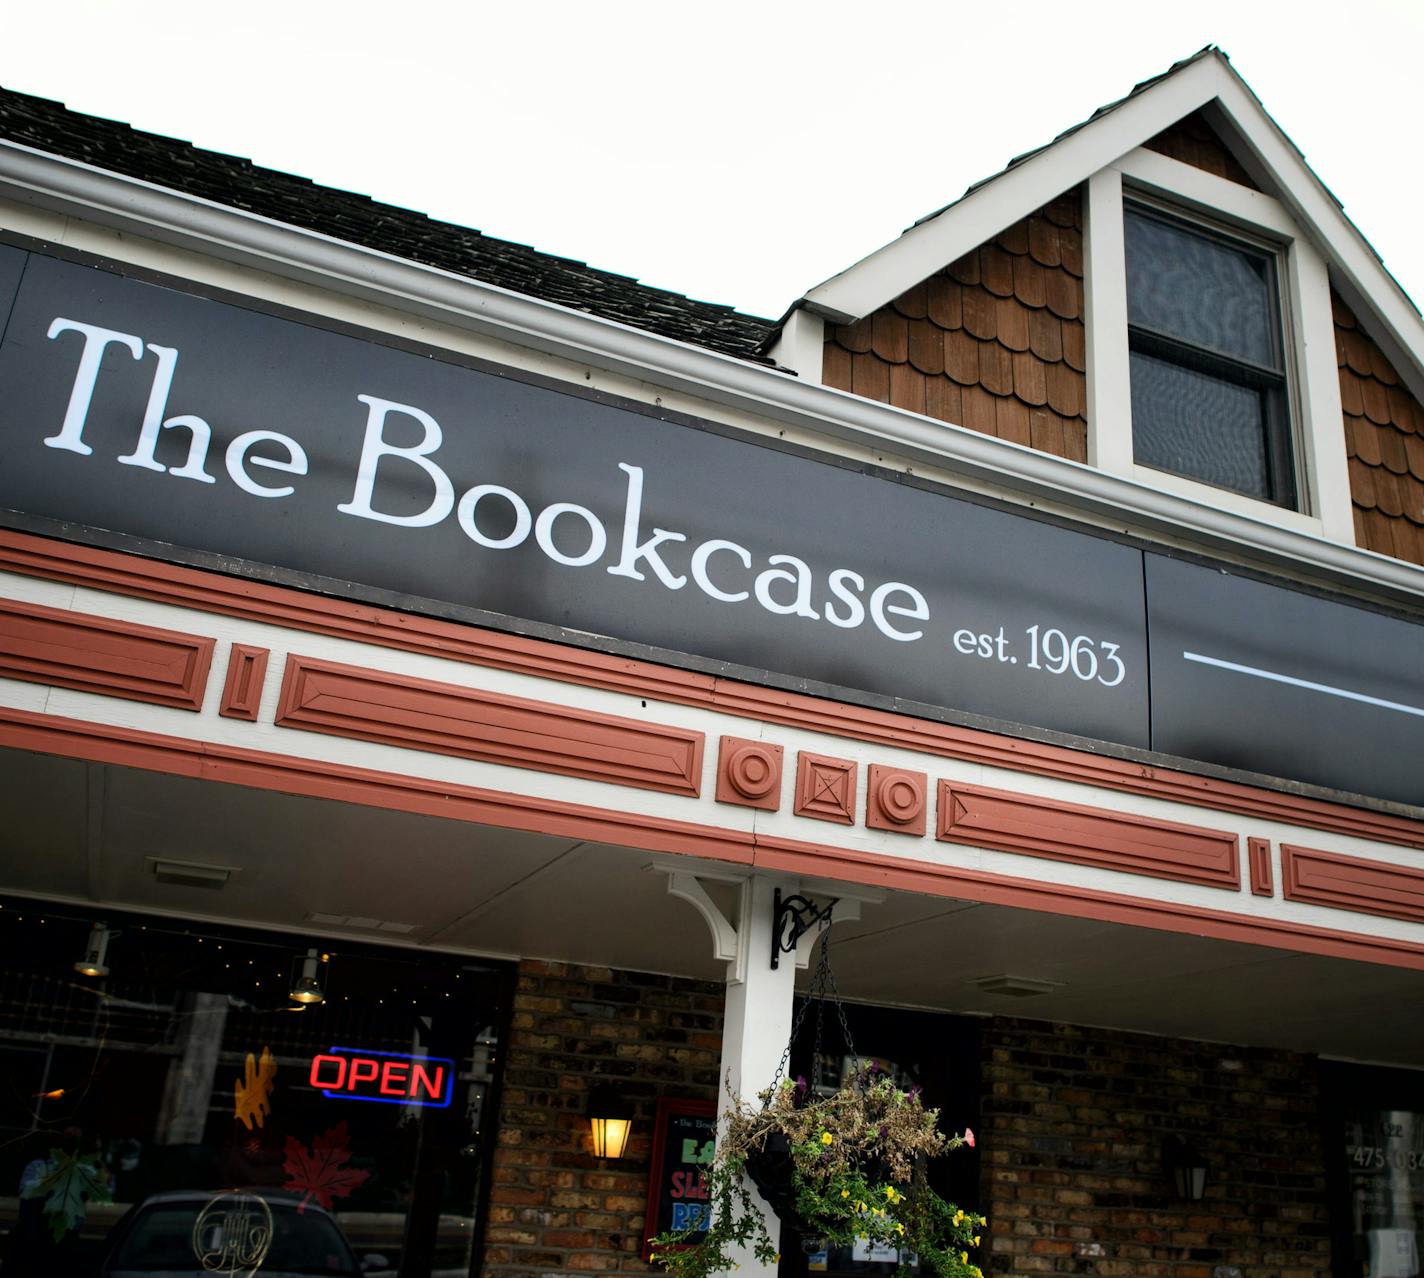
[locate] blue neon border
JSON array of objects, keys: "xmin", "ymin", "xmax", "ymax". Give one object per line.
[{"xmin": 312, "ymin": 1046, "xmax": 456, "ymax": 1108}]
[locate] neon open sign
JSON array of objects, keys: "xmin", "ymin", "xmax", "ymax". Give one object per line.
[{"xmin": 308, "ymin": 1047, "xmax": 455, "ymax": 1108}]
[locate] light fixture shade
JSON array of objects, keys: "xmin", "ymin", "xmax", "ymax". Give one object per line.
[
  {"xmin": 1163, "ymin": 1135, "xmax": 1208, "ymax": 1201},
  {"xmin": 1174, "ymin": 1163, "xmax": 1207, "ymax": 1201},
  {"xmin": 74, "ymin": 923, "xmax": 112, "ymax": 977},
  {"xmin": 588, "ymin": 1083, "xmax": 634, "ymax": 1159},
  {"xmin": 289, "ymin": 949, "xmax": 329, "ymax": 1005}
]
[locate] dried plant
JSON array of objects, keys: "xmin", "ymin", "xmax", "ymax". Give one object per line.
[{"xmin": 651, "ymin": 1064, "xmax": 984, "ymax": 1278}]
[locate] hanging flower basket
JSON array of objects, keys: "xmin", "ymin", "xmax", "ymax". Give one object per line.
[
  {"xmin": 743, "ymin": 1131, "xmax": 823, "ymax": 1237},
  {"xmin": 650, "ymin": 930, "xmax": 985, "ymax": 1278}
]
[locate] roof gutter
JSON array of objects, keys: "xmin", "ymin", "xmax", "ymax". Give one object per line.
[{"xmin": 2, "ymin": 138, "xmax": 1423, "ymax": 613}]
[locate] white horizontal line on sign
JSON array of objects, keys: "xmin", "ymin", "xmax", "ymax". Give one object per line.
[{"xmin": 1182, "ymin": 651, "xmax": 1424, "ymax": 719}]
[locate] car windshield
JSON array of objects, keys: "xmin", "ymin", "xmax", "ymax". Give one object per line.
[{"xmin": 110, "ymin": 1198, "xmax": 361, "ymax": 1274}]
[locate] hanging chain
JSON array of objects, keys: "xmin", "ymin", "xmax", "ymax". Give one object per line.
[{"xmin": 766, "ymin": 925, "xmax": 858, "ymax": 1099}]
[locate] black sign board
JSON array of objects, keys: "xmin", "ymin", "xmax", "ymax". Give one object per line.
[
  {"xmin": 1146, "ymin": 555, "xmax": 1424, "ymax": 807},
  {"xmin": 642, "ymin": 1098, "xmax": 716, "ymax": 1258},
  {"xmin": 0, "ymin": 242, "xmax": 1420, "ymax": 807}
]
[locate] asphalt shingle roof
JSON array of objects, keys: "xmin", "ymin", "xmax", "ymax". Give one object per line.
[{"xmin": 0, "ymin": 87, "xmax": 779, "ymax": 362}]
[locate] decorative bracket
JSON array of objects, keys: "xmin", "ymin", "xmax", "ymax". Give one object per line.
[
  {"xmin": 771, "ymin": 888, "xmax": 836, "ymax": 970},
  {"xmin": 665, "ymin": 871, "xmax": 741, "ymax": 964}
]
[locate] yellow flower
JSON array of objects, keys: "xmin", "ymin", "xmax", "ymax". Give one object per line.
[
  {"xmin": 894, "ymin": 1223, "xmax": 905, "ymax": 1235},
  {"xmin": 974, "ymin": 1235, "xmax": 981, "ymax": 1246},
  {"xmin": 841, "ymin": 1189, "xmax": 850, "ymax": 1198},
  {"xmin": 954, "ymin": 1210, "xmax": 964, "ymax": 1225},
  {"xmin": 885, "ymin": 1186, "xmax": 897, "ymax": 1201},
  {"xmin": 820, "ymin": 1131, "xmax": 833, "ymax": 1146},
  {"xmin": 961, "ymin": 1252, "xmax": 969, "ymax": 1264}
]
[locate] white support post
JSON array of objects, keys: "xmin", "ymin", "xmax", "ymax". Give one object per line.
[
  {"xmin": 716, "ymin": 873, "xmax": 801, "ymax": 1276},
  {"xmin": 1083, "ymin": 167, "xmax": 1133, "ymax": 476}
]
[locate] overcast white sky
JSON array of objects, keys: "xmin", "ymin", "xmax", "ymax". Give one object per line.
[{"xmin": 2, "ymin": 1, "xmax": 1420, "ymax": 321}]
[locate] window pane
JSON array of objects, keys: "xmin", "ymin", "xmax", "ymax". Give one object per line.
[
  {"xmin": 1130, "ymin": 351, "xmax": 1270, "ymax": 498},
  {"xmin": 1124, "ymin": 209, "xmax": 1277, "ymax": 368}
]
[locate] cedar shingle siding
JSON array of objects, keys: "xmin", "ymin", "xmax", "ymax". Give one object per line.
[
  {"xmin": 1336, "ymin": 292, "xmax": 1424, "ymax": 565},
  {"xmin": 823, "ymin": 193, "xmax": 1087, "ymax": 462},
  {"xmin": 1142, "ymin": 109, "xmax": 1259, "ymax": 189}
]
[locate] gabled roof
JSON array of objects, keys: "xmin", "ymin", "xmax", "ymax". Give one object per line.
[
  {"xmin": 0, "ymin": 87, "xmax": 778, "ymax": 362},
  {"xmin": 798, "ymin": 48, "xmax": 1424, "ymax": 396}
]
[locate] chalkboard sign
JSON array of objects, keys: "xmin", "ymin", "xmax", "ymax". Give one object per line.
[{"xmin": 642, "ymin": 1097, "xmax": 717, "ymax": 1261}]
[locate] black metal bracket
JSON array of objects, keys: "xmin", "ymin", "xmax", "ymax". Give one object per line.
[{"xmin": 770, "ymin": 888, "xmax": 836, "ymax": 969}]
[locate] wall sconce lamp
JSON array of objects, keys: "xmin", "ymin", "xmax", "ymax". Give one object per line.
[
  {"xmin": 588, "ymin": 1083, "xmax": 633, "ymax": 1159},
  {"xmin": 1164, "ymin": 1135, "xmax": 1208, "ymax": 1201},
  {"xmin": 74, "ymin": 922, "xmax": 116, "ymax": 977},
  {"xmin": 288, "ymin": 949, "xmax": 330, "ymax": 1005}
]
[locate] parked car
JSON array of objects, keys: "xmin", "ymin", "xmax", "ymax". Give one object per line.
[{"xmin": 97, "ymin": 1189, "xmax": 389, "ymax": 1277}]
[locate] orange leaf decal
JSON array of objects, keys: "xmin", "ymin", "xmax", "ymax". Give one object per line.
[
  {"xmin": 233, "ymin": 1046, "xmax": 277, "ymax": 1129},
  {"xmin": 282, "ymin": 1122, "xmax": 370, "ymax": 1213}
]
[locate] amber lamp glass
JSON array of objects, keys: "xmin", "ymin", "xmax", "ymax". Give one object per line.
[{"xmin": 588, "ymin": 1083, "xmax": 633, "ymax": 1159}]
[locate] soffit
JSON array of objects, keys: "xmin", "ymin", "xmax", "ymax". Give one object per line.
[{"xmin": 3, "ymin": 749, "xmax": 1420, "ymax": 1066}]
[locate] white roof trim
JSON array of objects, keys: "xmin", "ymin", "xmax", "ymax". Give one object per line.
[
  {"xmin": 3, "ymin": 137, "xmax": 1424, "ymax": 615},
  {"xmin": 800, "ymin": 51, "xmax": 1424, "ymax": 398}
]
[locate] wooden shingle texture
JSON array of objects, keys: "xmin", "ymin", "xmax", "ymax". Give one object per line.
[
  {"xmin": 1142, "ymin": 109, "xmax": 1259, "ymax": 189},
  {"xmin": 823, "ymin": 193, "xmax": 1086, "ymax": 461},
  {"xmin": 1335, "ymin": 292, "xmax": 1424, "ymax": 566}
]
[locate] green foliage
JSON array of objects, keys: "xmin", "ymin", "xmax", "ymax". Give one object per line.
[
  {"xmin": 21, "ymin": 1149, "xmax": 112, "ymax": 1243},
  {"xmin": 650, "ymin": 1067, "xmax": 984, "ymax": 1278}
]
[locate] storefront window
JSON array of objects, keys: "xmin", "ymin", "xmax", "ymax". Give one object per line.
[
  {"xmin": 0, "ymin": 901, "xmax": 512, "ymax": 1276},
  {"xmin": 1325, "ymin": 1064, "xmax": 1424, "ymax": 1278}
]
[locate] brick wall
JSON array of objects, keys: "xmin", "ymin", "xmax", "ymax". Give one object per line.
[
  {"xmin": 480, "ymin": 960, "xmax": 724, "ymax": 1278},
  {"xmin": 981, "ymin": 1018, "xmax": 1331, "ymax": 1278}
]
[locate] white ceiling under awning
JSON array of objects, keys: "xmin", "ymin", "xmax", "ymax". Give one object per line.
[{"xmin": 2, "ymin": 747, "xmax": 1421, "ymax": 1067}]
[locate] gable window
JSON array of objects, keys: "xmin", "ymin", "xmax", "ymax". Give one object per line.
[{"xmin": 1123, "ymin": 203, "xmax": 1296, "ymax": 507}]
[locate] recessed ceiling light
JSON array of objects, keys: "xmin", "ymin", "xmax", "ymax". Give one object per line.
[
  {"xmin": 148, "ymin": 858, "xmax": 235, "ymax": 889},
  {"xmin": 304, "ymin": 912, "xmax": 417, "ymax": 934},
  {"xmin": 972, "ymin": 974, "xmax": 1063, "ymax": 998}
]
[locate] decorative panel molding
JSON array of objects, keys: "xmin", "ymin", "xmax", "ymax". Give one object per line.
[
  {"xmin": 219, "ymin": 645, "xmax": 269, "ymax": 721},
  {"xmin": 5, "ymin": 530, "xmax": 1423, "ymax": 853},
  {"xmin": 936, "ymin": 781, "xmax": 1240, "ymax": 888},
  {"xmin": 794, "ymin": 752, "xmax": 857, "ymax": 824},
  {"xmin": 1248, "ymin": 837, "xmax": 1274, "ymax": 897},
  {"xmin": 716, "ymin": 736, "xmax": 783, "ymax": 810},
  {"xmin": 275, "ymin": 655, "xmax": 703, "ymax": 796},
  {"xmin": 5, "ymin": 703, "xmax": 1424, "ymax": 972},
  {"xmin": 866, "ymin": 764, "xmax": 926, "ymax": 835},
  {"xmin": 0, "ymin": 596, "xmax": 213, "ymax": 711},
  {"xmin": 1281, "ymin": 845, "xmax": 1424, "ymax": 923}
]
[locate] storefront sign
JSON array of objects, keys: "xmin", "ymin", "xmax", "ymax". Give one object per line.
[
  {"xmin": 193, "ymin": 1190, "xmax": 273, "ymax": 1277},
  {"xmin": 1341, "ymin": 1106, "xmax": 1424, "ymax": 1278},
  {"xmin": 1, "ymin": 242, "xmax": 1421, "ymax": 806},
  {"xmin": 308, "ymin": 1047, "xmax": 454, "ymax": 1107},
  {"xmin": 642, "ymin": 1098, "xmax": 716, "ymax": 1258}
]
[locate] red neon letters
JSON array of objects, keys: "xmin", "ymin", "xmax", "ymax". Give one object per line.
[{"xmin": 308, "ymin": 1048, "xmax": 453, "ymax": 1107}]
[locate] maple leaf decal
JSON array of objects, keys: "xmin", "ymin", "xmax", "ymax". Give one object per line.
[
  {"xmin": 21, "ymin": 1150, "xmax": 112, "ymax": 1243},
  {"xmin": 234, "ymin": 1045, "xmax": 277, "ymax": 1129},
  {"xmin": 283, "ymin": 1122, "xmax": 370, "ymax": 1213}
]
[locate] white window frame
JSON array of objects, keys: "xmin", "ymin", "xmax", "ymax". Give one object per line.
[{"xmin": 1083, "ymin": 147, "xmax": 1353, "ymax": 543}]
